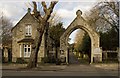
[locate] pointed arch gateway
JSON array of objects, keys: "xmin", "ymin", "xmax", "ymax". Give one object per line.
[{"xmin": 60, "ymin": 10, "xmax": 102, "ymax": 64}]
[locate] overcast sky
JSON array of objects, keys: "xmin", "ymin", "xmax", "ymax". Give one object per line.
[{"xmin": 0, "ymin": 0, "xmax": 105, "ymax": 43}]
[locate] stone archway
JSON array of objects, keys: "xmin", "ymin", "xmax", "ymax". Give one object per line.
[{"xmin": 60, "ymin": 10, "xmax": 102, "ymax": 64}]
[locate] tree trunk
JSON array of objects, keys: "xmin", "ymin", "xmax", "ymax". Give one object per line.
[
  {"xmin": 27, "ymin": 33, "xmax": 43, "ymax": 68},
  {"xmin": 27, "ymin": 1, "xmax": 57, "ymax": 68},
  {"xmin": 27, "ymin": 24, "xmax": 45, "ymax": 68}
]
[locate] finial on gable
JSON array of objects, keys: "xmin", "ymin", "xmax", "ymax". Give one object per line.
[
  {"xmin": 76, "ymin": 10, "xmax": 82, "ymax": 16},
  {"xmin": 28, "ymin": 8, "xmax": 31, "ymax": 13}
]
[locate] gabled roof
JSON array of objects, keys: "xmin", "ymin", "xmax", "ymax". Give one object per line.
[{"xmin": 11, "ymin": 9, "xmax": 39, "ymax": 31}]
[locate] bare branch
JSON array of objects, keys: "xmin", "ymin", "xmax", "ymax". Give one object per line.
[
  {"xmin": 104, "ymin": 1, "xmax": 119, "ymax": 17},
  {"xmin": 48, "ymin": 12, "xmax": 62, "ymax": 26},
  {"xmin": 44, "ymin": 1, "xmax": 58, "ymax": 21},
  {"xmin": 28, "ymin": 2, "xmax": 34, "ymax": 7},
  {"xmin": 25, "ymin": 3, "xmax": 30, "ymax": 8},
  {"xmin": 41, "ymin": 1, "xmax": 47, "ymax": 13},
  {"xmin": 32, "ymin": 1, "xmax": 37, "ymax": 14},
  {"xmin": 48, "ymin": 1, "xmax": 58, "ymax": 12},
  {"xmin": 32, "ymin": 1, "xmax": 42, "ymax": 20}
]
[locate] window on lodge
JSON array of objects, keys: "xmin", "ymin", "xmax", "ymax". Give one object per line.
[
  {"xmin": 24, "ymin": 44, "xmax": 31, "ymax": 57},
  {"xmin": 25, "ymin": 25, "xmax": 32, "ymax": 36}
]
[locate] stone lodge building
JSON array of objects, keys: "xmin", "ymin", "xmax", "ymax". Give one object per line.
[{"xmin": 11, "ymin": 8, "xmax": 54, "ymax": 63}]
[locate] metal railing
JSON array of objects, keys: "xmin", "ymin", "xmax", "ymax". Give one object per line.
[{"xmin": 102, "ymin": 50, "xmax": 119, "ymax": 63}]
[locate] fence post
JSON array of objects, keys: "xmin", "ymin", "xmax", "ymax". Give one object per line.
[
  {"xmin": 100, "ymin": 47, "xmax": 102, "ymax": 62},
  {"xmin": 117, "ymin": 47, "xmax": 120, "ymax": 62}
]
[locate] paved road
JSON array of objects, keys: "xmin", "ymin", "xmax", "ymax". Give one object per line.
[
  {"xmin": 2, "ymin": 64, "xmax": 119, "ymax": 76},
  {"xmin": 2, "ymin": 70, "xmax": 118, "ymax": 76}
]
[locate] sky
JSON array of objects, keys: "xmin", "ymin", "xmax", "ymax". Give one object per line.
[{"xmin": 0, "ymin": 0, "xmax": 103, "ymax": 43}]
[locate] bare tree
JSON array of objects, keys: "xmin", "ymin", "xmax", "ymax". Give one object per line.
[
  {"xmin": 0, "ymin": 12, "xmax": 12, "ymax": 48},
  {"xmin": 0, "ymin": 12, "xmax": 13, "ymax": 62},
  {"xmin": 85, "ymin": 0, "xmax": 119, "ymax": 33},
  {"xmin": 27, "ymin": 1, "xmax": 57, "ymax": 68},
  {"xmin": 74, "ymin": 30, "xmax": 85, "ymax": 52},
  {"xmin": 26, "ymin": 2, "xmax": 61, "ymax": 26}
]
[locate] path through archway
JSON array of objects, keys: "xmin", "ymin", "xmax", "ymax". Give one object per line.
[{"xmin": 59, "ymin": 10, "xmax": 102, "ymax": 64}]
